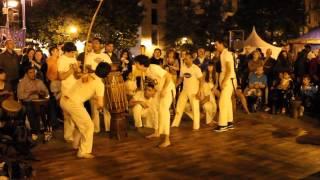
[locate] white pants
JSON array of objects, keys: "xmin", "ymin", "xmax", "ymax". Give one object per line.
[
  {"xmin": 172, "ymin": 91, "xmax": 200, "ymax": 130},
  {"xmin": 60, "ymin": 97, "xmax": 75, "ymax": 141},
  {"xmin": 157, "ymin": 85, "xmax": 175, "ymax": 135},
  {"xmin": 132, "ymin": 104, "xmax": 158, "ymax": 129},
  {"xmin": 218, "ymin": 81, "xmax": 234, "ymax": 126},
  {"xmin": 60, "ymin": 97, "xmax": 94, "ymax": 155},
  {"xmin": 90, "ymin": 99, "xmax": 111, "ymax": 132},
  {"xmin": 203, "ymin": 101, "xmax": 217, "ymax": 124}
]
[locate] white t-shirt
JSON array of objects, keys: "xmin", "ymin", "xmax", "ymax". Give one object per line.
[
  {"xmin": 145, "ymin": 64, "xmax": 171, "ymax": 92},
  {"xmin": 57, "ymin": 55, "xmax": 78, "ymax": 94},
  {"xmin": 66, "ymin": 75, "xmax": 105, "ymax": 103},
  {"xmin": 219, "ymin": 49, "xmax": 236, "ymax": 85},
  {"xmin": 180, "ymin": 64, "xmax": 202, "ymax": 94},
  {"xmin": 85, "ymin": 51, "xmax": 112, "ymax": 70}
]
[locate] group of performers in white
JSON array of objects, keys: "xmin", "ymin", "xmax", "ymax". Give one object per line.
[{"xmin": 59, "ymin": 39, "xmax": 235, "ymax": 159}]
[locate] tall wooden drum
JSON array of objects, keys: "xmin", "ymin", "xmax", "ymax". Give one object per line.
[{"xmin": 105, "ymin": 71, "xmax": 128, "ymax": 140}]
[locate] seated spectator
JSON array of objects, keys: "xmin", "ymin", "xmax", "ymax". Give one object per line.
[
  {"xmin": 244, "ymin": 66, "xmax": 267, "ymax": 112},
  {"xmin": 298, "ymin": 75, "xmax": 318, "ymax": 116},
  {"xmin": 17, "ymin": 67, "xmax": 49, "ymax": 140},
  {"xmin": 129, "ymin": 82, "xmax": 157, "ymax": 130},
  {"xmin": 270, "ymin": 71, "xmax": 294, "ymax": 114}
]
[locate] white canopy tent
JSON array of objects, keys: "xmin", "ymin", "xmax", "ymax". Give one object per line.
[{"xmin": 243, "ymin": 27, "xmax": 282, "ymax": 59}]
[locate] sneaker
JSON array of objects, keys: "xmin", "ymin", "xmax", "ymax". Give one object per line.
[
  {"xmin": 264, "ymin": 106, "xmax": 271, "ymax": 112},
  {"xmin": 214, "ymin": 126, "xmax": 228, "ymax": 132},
  {"xmin": 227, "ymin": 122, "xmax": 234, "ymax": 129}
]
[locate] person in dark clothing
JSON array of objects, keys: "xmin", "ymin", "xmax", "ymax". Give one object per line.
[
  {"xmin": 77, "ymin": 41, "xmax": 93, "ymax": 69},
  {"xmin": 274, "ymin": 50, "xmax": 293, "ymax": 76},
  {"xmin": 237, "ymin": 47, "xmax": 252, "ymax": 90},
  {"xmin": 0, "ymin": 40, "xmax": 20, "ymax": 95},
  {"xmin": 294, "ymin": 45, "xmax": 311, "ymax": 85},
  {"xmin": 105, "ymin": 42, "xmax": 119, "ymax": 64},
  {"xmin": 263, "ymin": 48, "xmax": 277, "ymax": 88},
  {"xmin": 193, "ymin": 47, "xmax": 211, "ymax": 72},
  {"xmin": 149, "ymin": 48, "xmax": 164, "ymax": 66}
]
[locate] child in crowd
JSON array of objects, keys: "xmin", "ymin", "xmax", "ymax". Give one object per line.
[
  {"xmin": 270, "ymin": 71, "xmax": 294, "ymax": 114},
  {"xmin": 298, "ymin": 75, "xmax": 318, "ymax": 116}
]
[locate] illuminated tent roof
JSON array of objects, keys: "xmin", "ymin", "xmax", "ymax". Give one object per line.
[
  {"xmin": 289, "ymin": 28, "xmax": 320, "ymax": 44},
  {"xmin": 244, "ymin": 27, "xmax": 282, "ymax": 59}
]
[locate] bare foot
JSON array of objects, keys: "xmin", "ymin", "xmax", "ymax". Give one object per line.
[
  {"xmin": 158, "ymin": 140, "xmax": 171, "ymax": 148},
  {"xmin": 145, "ymin": 133, "xmax": 159, "ymax": 139}
]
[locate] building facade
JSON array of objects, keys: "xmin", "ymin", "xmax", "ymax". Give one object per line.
[{"xmin": 305, "ymin": 0, "xmax": 320, "ymax": 30}]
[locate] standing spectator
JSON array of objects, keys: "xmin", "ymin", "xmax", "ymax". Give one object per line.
[
  {"xmin": 248, "ymin": 50, "xmax": 264, "ymax": 74},
  {"xmin": 308, "ymin": 50, "xmax": 319, "ymax": 84},
  {"xmin": 164, "ymin": 49, "xmax": 180, "ymax": 84},
  {"xmin": 77, "ymin": 41, "xmax": 93, "ymax": 69},
  {"xmin": 150, "ymin": 48, "xmax": 164, "ymax": 66},
  {"xmin": 20, "ymin": 48, "xmax": 35, "ymax": 78},
  {"xmin": 105, "ymin": 41, "xmax": 119, "ymax": 65},
  {"xmin": 120, "ymin": 49, "xmax": 133, "ymax": 80},
  {"xmin": 263, "ymin": 48, "xmax": 276, "ymax": 88},
  {"xmin": 294, "ymin": 45, "xmax": 311, "ymax": 85},
  {"xmin": 0, "ymin": 40, "xmax": 20, "ymax": 94},
  {"xmin": 194, "ymin": 47, "xmax": 211, "ymax": 71},
  {"xmin": 274, "ymin": 50, "xmax": 293, "ymax": 76}
]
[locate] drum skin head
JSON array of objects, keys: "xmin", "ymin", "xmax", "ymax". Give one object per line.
[{"xmin": 2, "ymin": 99, "xmax": 22, "ymax": 113}]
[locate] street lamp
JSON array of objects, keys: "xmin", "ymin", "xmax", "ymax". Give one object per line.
[
  {"xmin": 68, "ymin": 25, "xmax": 78, "ymax": 34},
  {"xmin": 7, "ymin": 0, "xmax": 19, "ymax": 8}
]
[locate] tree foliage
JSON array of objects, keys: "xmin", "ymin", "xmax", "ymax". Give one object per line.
[
  {"xmin": 26, "ymin": 0, "xmax": 144, "ymax": 49},
  {"xmin": 165, "ymin": 0, "xmax": 305, "ymax": 48}
]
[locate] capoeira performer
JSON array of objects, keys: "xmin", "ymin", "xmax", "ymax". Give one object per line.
[
  {"xmin": 214, "ymin": 38, "xmax": 237, "ymax": 132},
  {"xmin": 171, "ymin": 53, "xmax": 203, "ymax": 130},
  {"xmin": 60, "ymin": 62, "xmax": 111, "ymax": 158},
  {"xmin": 129, "ymin": 81, "xmax": 157, "ymax": 130},
  {"xmin": 201, "ymin": 62, "xmax": 218, "ymax": 126},
  {"xmin": 57, "ymin": 42, "xmax": 80, "ymax": 142},
  {"xmin": 85, "ymin": 38, "xmax": 112, "ymax": 133},
  {"xmin": 134, "ymin": 55, "xmax": 175, "ymax": 148}
]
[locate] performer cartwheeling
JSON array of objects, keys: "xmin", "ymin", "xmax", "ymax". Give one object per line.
[
  {"xmin": 60, "ymin": 62, "xmax": 111, "ymax": 158},
  {"xmin": 134, "ymin": 55, "xmax": 175, "ymax": 148}
]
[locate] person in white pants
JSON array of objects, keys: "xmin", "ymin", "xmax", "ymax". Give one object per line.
[
  {"xmin": 134, "ymin": 55, "xmax": 175, "ymax": 148},
  {"xmin": 85, "ymin": 38, "xmax": 112, "ymax": 133},
  {"xmin": 57, "ymin": 42, "xmax": 80, "ymax": 142},
  {"xmin": 60, "ymin": 62, "xmax": 111, "ymax": 159},
  {"xmin": 172, "ymin": 53, "xmax": 203, "ymax": 130},
  {"xmin": 214, "ymin": 39, "xmax": 237, "ymax": 132},
  {"xmin": 201, "ymin": 62, "xmax": 218, "ymax": 125},
  {"xmin": 129, "ymin": 83, "xmax": 157, "ymax": 129}
]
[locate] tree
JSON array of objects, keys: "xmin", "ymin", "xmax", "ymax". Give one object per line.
[
  {"xmin": 26, "ymin": 0, "xmax": 144, "ymax": 49},
  {"xmin": 165, "ymin": 0, "xmax": 225, "ymax": 49},
  {"xmin": 233, "ymin": 0, "xmax": 305, "ymax": 43}
]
